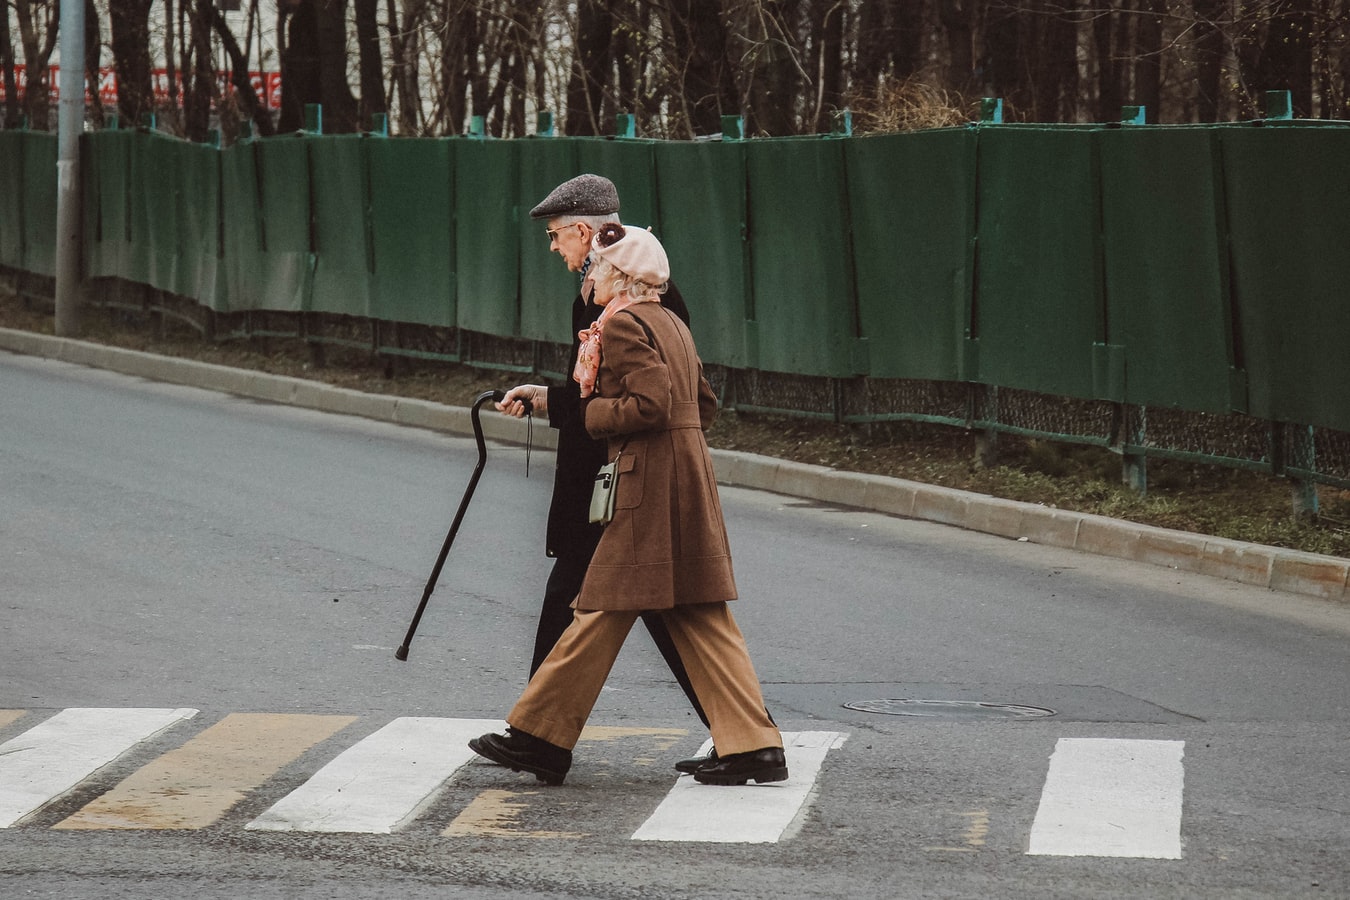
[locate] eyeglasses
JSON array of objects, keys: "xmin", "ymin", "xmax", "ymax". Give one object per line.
[{"xmin": 546, "ymin": 223, "xmax": 581, "ymax": 243}]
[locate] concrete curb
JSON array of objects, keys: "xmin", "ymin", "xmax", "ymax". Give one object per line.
[{"xmin": 5, "ymin": 327, "xmax": 1346, "ymax": 606}]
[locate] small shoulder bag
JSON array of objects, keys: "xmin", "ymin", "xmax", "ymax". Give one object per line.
[{"xmin": 589, "ymin": 438, "xmax": 631, "ymax": 525}]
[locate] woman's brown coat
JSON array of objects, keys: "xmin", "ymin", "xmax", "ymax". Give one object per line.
[{"xmin": 576, "ymin": 301, "xmax": 736, "ymax": 611}]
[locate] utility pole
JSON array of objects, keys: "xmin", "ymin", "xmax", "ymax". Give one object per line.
[{"xmin": 54, "ymin": 0, "xmax": 85, "ymax": 336}]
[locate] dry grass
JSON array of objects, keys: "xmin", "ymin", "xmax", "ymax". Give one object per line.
[{"xmin": 846, "ymin": 76, "xmax": 976, "ymax": 134}]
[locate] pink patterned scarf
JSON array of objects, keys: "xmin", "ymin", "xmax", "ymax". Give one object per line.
[{"xmin": 573, "ymin": 294, "xmax": 658, "ymax": 397}]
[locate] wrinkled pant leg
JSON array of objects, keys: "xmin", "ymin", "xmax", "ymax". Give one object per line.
[
  {"xmin": 639, "ymin": 611, "xmax": 711, "ymax": 729},
  {"xmin": 530, "ymin": 552, "xmax": 593, "ymax": 677},
  {"xmin": 509, "ymin": 608, "xmax": 639, "ymax": 750},
  {"xmin": 659, "ymin": 603, "xmax": 782, "ymax": 757}
]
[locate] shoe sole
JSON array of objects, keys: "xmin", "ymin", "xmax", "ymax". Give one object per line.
[
  {"xmin": 693, "ymin": 766, "xmax": 789, "ymax": 786},
  {"xmin": 468, "ymin": 737, "xmax": 567, "ymax": 786}
]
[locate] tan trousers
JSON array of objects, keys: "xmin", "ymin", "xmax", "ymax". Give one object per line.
[{"xmin": 508, "ymin": 602, "xmax": 782, "ymax": 756}]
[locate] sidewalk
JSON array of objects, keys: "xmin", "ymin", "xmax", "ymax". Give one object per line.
[{"xmin": 4, "ymin": 326, "xmax": 1346, "ymax": 606}]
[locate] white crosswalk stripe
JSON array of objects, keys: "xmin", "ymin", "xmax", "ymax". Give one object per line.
[
  {"xmin": 0, "ymin": 709, "xmax": 1195, "ymax": 852},
  {"xmin": 1027, "ymin": 738, "xmax": 1185, "ymax": 859},
  {"xmin": 246, "ymin": 717, "xmax": 505, "ymax": 834},
  {"xmin": 0, "ymin": 707, "xmax": 199, "ymax": 827},
  {"xmin": 632, "ymin": 731, "xmax": 849, "ymax": 843}
]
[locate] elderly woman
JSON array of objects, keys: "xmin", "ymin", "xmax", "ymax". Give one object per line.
[{"xmin": 470, "ymin": 224, "xmax": 786, "ymax": 787}]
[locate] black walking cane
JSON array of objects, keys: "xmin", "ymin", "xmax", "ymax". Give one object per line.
[{"xmin": 395, "ymin": 389, "xmax": 527, "ymax": 661}]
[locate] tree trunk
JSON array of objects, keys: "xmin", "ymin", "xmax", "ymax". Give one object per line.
[
  {"xmin": 1135, "ymin": 0, "xmax": 1164, "ymax": 121},
  {"xmin": 354, "ymin": 0, "xmax": 385, "ymax": 129},
  {"xmin": 110, "ymin": 0, "xmax": 154, "ymax": 127},
  {"xmin": 182, "ymin": 0, "xmax": 214, "ymax": 141},
  {"xmin": 1192, "ymin": 0, "xmax": 1226, "ymax": 120},
  {"xmin": 1094, "ymin": 4, "xmax": 1121, "ymax": 121},
  {"xmin": 664, "ymin": 0, "xmax": 736, "ymax": 137},
  {"xmin": 738, "ymin": 0, "xmax": 802, "ymax": 135},
  {"xmin": 938, "ymin": 0, "xmax": 974, "ymax": 92},
  {"xmin": 1258, "ymin": 2, "xmax": 1314, "ymax": 116},
  {"xmin": 14, "ymin": 0, "xmax": 59, "ymax": 130},
  {"xmin": 1, "ymin": 3, "xmax": 22, "ymax": 128},
  {"xmin": 316, "ymin": 0, "xmax": 359, "ymax": 132},
  {"xmin": 566, "ymin": 0, "xmax": 612, "ymax": 135},
  {"xmin": 84, "ymin": 0, "xmax": 103, "ymax": 128},
  {"xmin": 811, "ymin": 0, "xmax": 846, "ymax": 132}
]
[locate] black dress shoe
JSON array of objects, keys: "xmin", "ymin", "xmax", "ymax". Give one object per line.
[
  {"xmin": 674, "ymin": 747, "xmax": 718, "ymax": 775},
  {"xmin": 692, "ymin": 747, "xmax": 788, "ymax": 785},
  {"xmin": 468, "ymin": 727, "xmax": 572, "ymax": 785}
]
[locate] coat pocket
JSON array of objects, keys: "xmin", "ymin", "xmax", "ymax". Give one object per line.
[{"xmin": 614, "ymin": 451, "xmax": 642, "ymax": 510}]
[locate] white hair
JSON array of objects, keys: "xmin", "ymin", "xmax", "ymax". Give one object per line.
[{"xmin": 590, "ymin": 257, "xmax": 667, "ymax": 302}]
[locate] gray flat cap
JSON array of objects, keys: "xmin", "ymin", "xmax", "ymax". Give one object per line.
[{"xmin": 529, "ymin": 174, "xmax": 620, "ymax": 220}]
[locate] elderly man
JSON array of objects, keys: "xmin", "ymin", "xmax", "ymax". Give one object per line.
[{"xmin": 495, "ymin": 174, "xmax": 714, "ymax": 774}]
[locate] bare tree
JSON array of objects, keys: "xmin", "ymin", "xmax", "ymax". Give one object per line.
[
  {"xmin": 355, "ymin": 0, "xmax": 385, "ymax": 129},
  {"xmin": 11, "ymin": 0, "xmax": 59, "ymax": 129},
  {"xmin": 1, "ymin": 1, "xmax": 22, "ymax": 127},
  {"xmin": 109, "ymin": 0, "xmax": 154, "ymax": 126}
]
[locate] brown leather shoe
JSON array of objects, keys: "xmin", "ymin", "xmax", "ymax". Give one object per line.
[
  {"xmin": 469, "ymin": 727, "xmax": 571, "ymax": 785},
  {"xmin": 692, "ymin": 747, "xmax": 788, "ymax": 785}
]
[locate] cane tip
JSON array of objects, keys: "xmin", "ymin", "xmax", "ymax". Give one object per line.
[{"xmin": 395, "ymin": 646, "xmax": 409, "ymax": 661}]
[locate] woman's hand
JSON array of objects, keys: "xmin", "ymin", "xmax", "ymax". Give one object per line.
[{"xmin": 497, "ymin": 384, "xmax": 546, "ymax": 418}]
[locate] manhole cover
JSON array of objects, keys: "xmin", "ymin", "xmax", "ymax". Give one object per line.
[{"xmin": 843, "ymin": 699, "xmax": 1056, "ymax": 720}]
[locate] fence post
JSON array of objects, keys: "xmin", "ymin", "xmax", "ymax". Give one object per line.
[
  {"xmin": 535, "ymin": 111, "xmax": 554, "ymax": 137},
  {"xmin": 1117, "ymin": 105, "xmax": 1148, "ymax": 494},
  {"xmin": 980, "ymin": 98, "xmax": 1003, "ymax": 124},
  {"xmin": 720, "ymin": 115, "xmax": 743, "ymax": 141},
  {"xmin": 615, "ymin": 112, "xmax": 636, "ymax": 138},
  {"xmin": 1287, "ymin": 424, "xmax": 1321, "ymax": 518},
  {"xmin": 1264, "ymin": 90, "xmax": 1293, "ymax": 121},
  {"xmin": 304, "ymin": 104, "xmax": 323, "ymax": 134}
]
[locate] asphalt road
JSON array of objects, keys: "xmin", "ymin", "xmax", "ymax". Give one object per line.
[{"xmin": 2, "ymin": 350, "xmax": 1348, "ymax": 899}]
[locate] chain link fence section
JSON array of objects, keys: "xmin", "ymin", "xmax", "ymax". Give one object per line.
[{"xmin": 6, "ymin": 269, "xmax": 1350, "ymax": 494}]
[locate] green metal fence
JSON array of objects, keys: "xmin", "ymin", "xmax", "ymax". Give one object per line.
[{"xmin": 2, "ymin": 113, "xmax": 1348, "ymax": 495}]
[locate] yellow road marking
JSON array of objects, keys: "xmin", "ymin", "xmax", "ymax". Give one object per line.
[
  {"xmin": 0, "ymin": 711, "xmax": 25, "ymax": 731},
  {"xmin": 443, "ymin": 789, "xmax": 586, "ymax": 839},
  {"xmin": 578, "ymin": 725, "xmax": 686, "ymax": 752},
  {"xmin": 961, "ymin": 809, "xmax": 990, "ymax": 847},
  {"xmin": 53, "ymin": 713, "xmax": 355, "ymax": 830}
]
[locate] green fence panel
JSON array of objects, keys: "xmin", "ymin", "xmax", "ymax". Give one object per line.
[
  {"xmin": 20, "ymin": 132, "xmax": 58, "ymax": 277},
  {"xmin": 845, "ymin": 128, "xmax": 975, "ymax": 381},
  {"xmin": 454, "ymin": 138, "xmax": 520, "ymax": 336},
  {"xmin": 253, "ymin": 137, "xmax": 313, "ymax": 311},
  {"xmin": 82, "ymin": 129, "xmax": 133, "ymax": 279},
  {"xmin": 1097, "ymin": 127, "xmax": 1235, "ymax": 413},
  {"xmin": 119, "ymin": 131, "xmax": 154, "ymax": 286},
  {"xmin": 575, "ymin": 137, "xmax": 659, "ymax": 226},
  {"xmin": 972, "ymin": 127, "xmax": 1100, "ymax": 399},
  {"xmin": 0, "ymin": 130, "xmax": 24, "ymax": 268},
  {"xmin": 651, "ymin": 140, "xmax": 750, "ymax": 368},
  {"xmin": 368, "ymin": 137, "xmax": 455, "ymax": 326},
  {"xmin": 137, "ymin": 133, "xmax": 187, "ymax": 293},
  {"xmin": 745, "ymin": 137, "xmax": 861, "ymax": 377},
  {"xmin": 177, "ymin": 141, "xmax": 223, "ymax": 309},
  {"xmin": 309, "ymin": 135, "xmax": 372, "ymax": 318},
  {"xmin": 220, "ymin": 140, "xmax": 266, "ymax": 312},
  {"xmin": 79, "ymin": 133, "xmax": 101, "ymax": 276},
  {"xmin": 516, "ymin": 137, "xmax": 580, "ymax": 343},
  {"xmin": 1220, "ymin": 125, "xmax": 1350, "ymax": 432}
]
